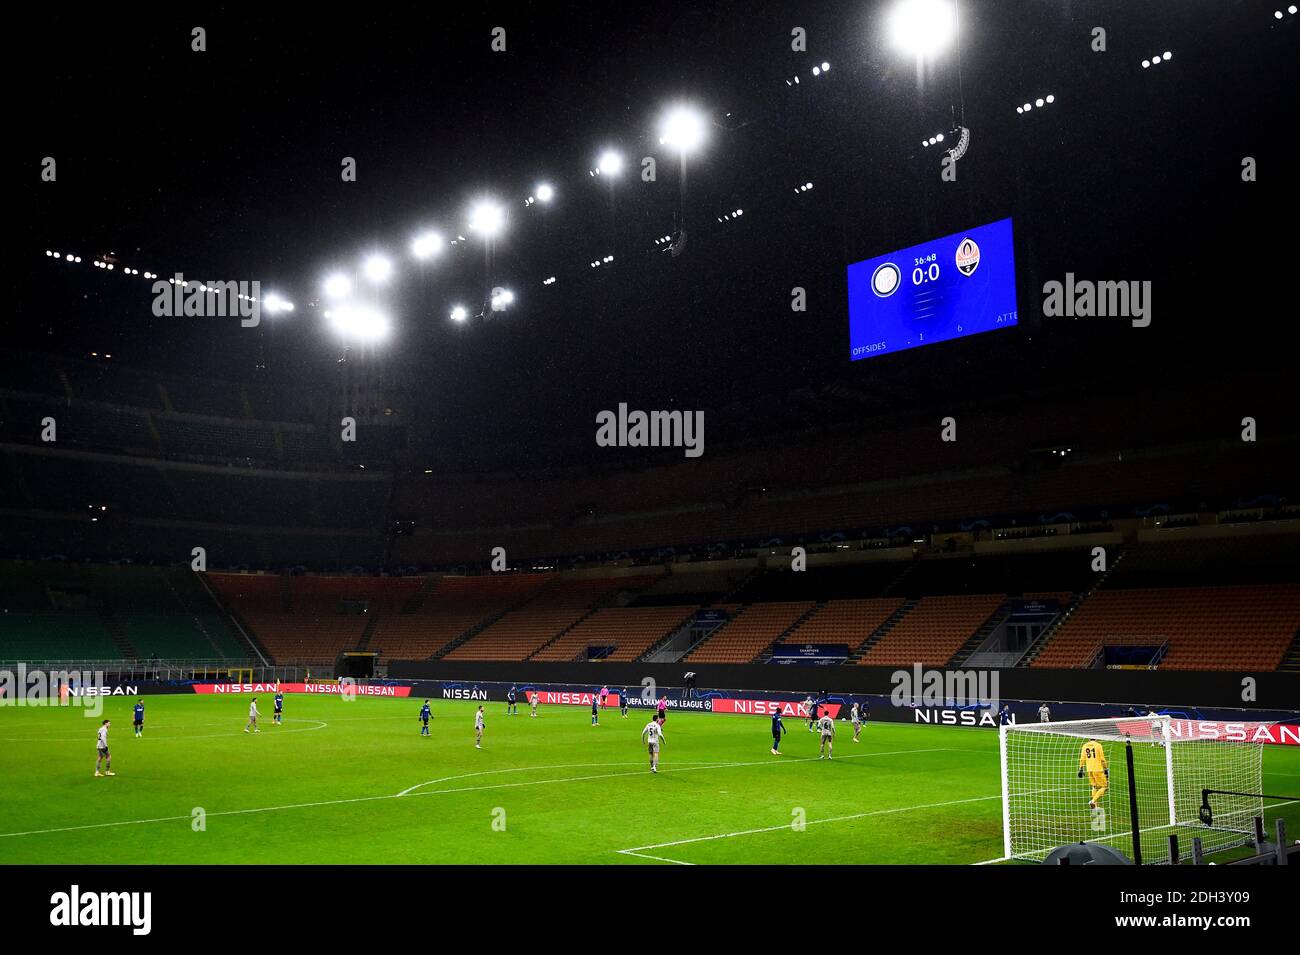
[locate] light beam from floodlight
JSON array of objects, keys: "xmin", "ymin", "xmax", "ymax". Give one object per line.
[
  {"xmin": 363, "ymin": 255, "xmax": 393, "ymax": 283},
  {"xmin": 659, "ymin": 106, "xmax": 707, "ymax": 154},
  {"xmin": 324, "ymin": 273, "xmax": 353, "ymax": 299},
  {"xmin": 411, "ymin": 232, "xmax": 444, "ymax": 260},
  {"xmin": 326, "ymin": 304, "xmax": 390, "ymax": 342},
  {"xmin": 468, "ymin": 200, "xmax": 506, "ymax": 238},
  {"xmin": 887, "ymin": 0, "xmax": 958, "ymax": 59}
]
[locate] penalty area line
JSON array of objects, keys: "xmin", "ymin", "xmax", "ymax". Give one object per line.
[{"xmin": 617, "ymin": 791, "xmax": 1003, "ymax": 864}]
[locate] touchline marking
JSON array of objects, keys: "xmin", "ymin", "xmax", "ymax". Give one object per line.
[
  {"xmin": 616, "ymin": 791, "xmax": 1002, "ymax": 864},
  {"xmin": 0, "ymin": 719, "xmax": 329, "ymax": 743},
  {"xmin": 0, "ymin": 747, "xmax": 956, "ymax": 840}
]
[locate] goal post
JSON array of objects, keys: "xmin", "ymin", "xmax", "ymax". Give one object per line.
[{"xmin": 1000, "ymin": 715, "xmax": 1266, "ymax": 864}]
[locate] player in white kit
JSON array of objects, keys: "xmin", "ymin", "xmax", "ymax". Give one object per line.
[
  {"xmin": 817, "ymin": 714, "xmax": 835, "ymax": 759},
  {"xmin": 245, "ymin": 698, "xmax": 260, "ymax": 733},
  {"xmin": 475, "ymin": 705, "xmax": 485, "ymax": 748},
  {"xmin": 642, "ymin": 717, "xmax": 666, "ymax": 773},
  {"xmin": 94, "ymin": 720, "xmax": 115, "ymax": 776}
]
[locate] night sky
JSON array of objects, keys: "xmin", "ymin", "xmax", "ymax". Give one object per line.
[{"xmin": 14, "ymin": 1, "xmax": 1298, "ymax": 459}]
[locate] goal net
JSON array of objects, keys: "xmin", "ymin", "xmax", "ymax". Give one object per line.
[{"xmin": 1001, "ymin": 716, "xmax": 1264, "ymax": 864}]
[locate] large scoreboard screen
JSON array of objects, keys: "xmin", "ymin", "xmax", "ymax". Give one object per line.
[{"xmin": 847, "ymin": 217, "xmax": 1018, "ymax": 361}]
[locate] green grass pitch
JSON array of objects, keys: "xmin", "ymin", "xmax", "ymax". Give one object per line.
[{"xmin": 2, "ymin": 694, "xmax": 1297, "ymax": 864}]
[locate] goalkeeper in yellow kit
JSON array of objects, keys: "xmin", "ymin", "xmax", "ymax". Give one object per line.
[{"xmin": 1078, "ymin": 739, "xmax": 1109, "ymax": 808}]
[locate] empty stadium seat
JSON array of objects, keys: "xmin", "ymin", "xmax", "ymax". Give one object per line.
[
  {"xmin": 858, "ymin": 594, "xmax": 1006, "ymax": 667},
  {"xmin": 686, "ymin": 601, "xmax": 815, "ymax": 663},
  {"xmin": 1032, "ymin": 584, "xmax": 1300, "ymax": 671},
  {"xmin": 782, "ymin": 597, "xmax": 904, "ymax": 650},
  {"xmin": 445, "ymin": 576, "xmax": 656, "ymax": 661},
  {"xmin": 532, "ymin": 605, "xmax": 695, "ymax": 662}
]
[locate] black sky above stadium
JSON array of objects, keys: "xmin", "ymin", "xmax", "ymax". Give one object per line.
[{"xmin": 14, "ymin": 1, "xmax": 1299, "ymax": 461}]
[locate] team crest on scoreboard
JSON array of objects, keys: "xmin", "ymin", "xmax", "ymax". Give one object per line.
[{"xmin": 955, "ymin": 237, "xmax": 980, "ymax": 276}]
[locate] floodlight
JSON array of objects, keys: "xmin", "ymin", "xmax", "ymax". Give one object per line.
[
  {"xmin": 490, "ymin": 287, "xmax": 515, "ymax": 311},
  {"xmin": 411, "ymin": 232, "xmax": 444, "ymax": 260},
  {"xmin": 659, "ymin": 106, "xmax": 707, "ymax": 154},
  {"xmin": 450, "ymin": 305, "xmax": 468, "ymax": 323},
  {"xmin": 363, "ymin": 255, "xmax": 393, "ymax": 283},
  {"xmin": 326, "ymin": 304, "xmax": 390, "ymax": 341},
  {"xmin": 888, "ymin": 0, "xmax": 958, "ymax": 58},
  {"xmin": 263, "ymin": 293, "xmax": 293, "ymax": 315},
  {"xmin": 468, "ymin": 200, "xmax": 506, "ymax": 238},
  {"xmin": 324, "ymin": 273, "xmax": 353, "ymax": 299},
  {"xmin": 535, "ymin": 183, "xmax": 555, "ymax": 202},
  {"xmin": 597, "ymin": 150, "xmax": 624, "ymax": 176}
]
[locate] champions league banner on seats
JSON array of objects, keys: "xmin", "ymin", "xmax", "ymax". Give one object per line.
[
  {"xmin": 769, "ymin": 644, "xmax": 850, "ymax": 665},
  {"xmin": 1007, "ymin": 598, "xmax": 1060, "ymax": 622}
]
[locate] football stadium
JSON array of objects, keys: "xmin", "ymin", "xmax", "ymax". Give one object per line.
[{"xmin": 5, "ymin": 0, "xmax": 1299, "ymax": 931}]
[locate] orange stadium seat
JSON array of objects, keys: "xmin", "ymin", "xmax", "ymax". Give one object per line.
[
  {"xmin": 532, "ymin": 605, "xmax": 696, "ymax": 662},
  {"xmin": 858, "ymin": 594, "xmax": 1006, "ymax": 667},
  {"xmin": 782, "ymin": 597, "xmax": 905, "ymax": 650},
  {"xmin": 1031, "ymin": 584, "xmax": 1300, "ymax": 671},
  {"xmin": 372, "ymin": 574, "xmax": 556, "ymax": 662},
  {"xmin": 686, "ymin": 601, "xmax": 815, "ymax": 664},
  {"xmin": 444, "ymin": 575, "xmax": 659, "ymax": 661}
]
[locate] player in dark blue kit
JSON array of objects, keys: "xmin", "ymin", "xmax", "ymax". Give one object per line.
[
  {"xmin": 770, "ymin": 709, "xmax": 786, "ymax": 755},
  {"xmin": 590, "ymin": 692, "xmax": 600, "ymax": 726},
  {"xmin": 133, "ymin": 699, "xmax": 144, "ymax": 738},
  {"xmin": 507, "ymin": 686, "xmax": 518, "ymax": 716},
  {"xmin": 419, "ymin": 700, "xmax": 432, "ymax": 736},
  {"xmin": 273, "ymin": 690, "xmax": 284, "ymax": 725}
]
